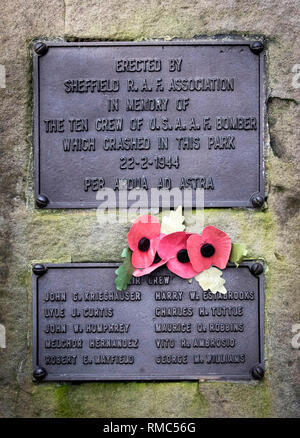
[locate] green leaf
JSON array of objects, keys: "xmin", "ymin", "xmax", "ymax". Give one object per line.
[
  {"xmin": 114, "ymin": 247, "xmax": 134, "ymax": 291},
  {"xmin": 161, "ymin": 205, "xmax": 185, "ymax": 235},
  {"xmin": 194, "ymin": 267, "xmax": 227, "ymax": 294},
  {"xmin": 230, "ymin": 243, "xmax": 248, "ymax": 266}
]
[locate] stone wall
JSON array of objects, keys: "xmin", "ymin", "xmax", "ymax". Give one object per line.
[{"xmin": 0, "ymin": 0, "xmax": 299, "ymax": 418}]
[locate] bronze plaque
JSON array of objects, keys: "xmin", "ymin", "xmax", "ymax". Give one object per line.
[
  {"xmin": 33, "ymin": 41, "xmax": 265, "ymax": 209},
  {"xmin": 32, "ymin": 262, "xmax": 264, "ymax": 381}
]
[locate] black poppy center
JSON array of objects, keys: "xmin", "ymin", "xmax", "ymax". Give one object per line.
[
  {"xmin": 177, "ymin": 249, "xmax": 190, "ymax": 263},
  {"xmin": 138, "ymin": 237, "xmax": 150, "ymax": 252},
  {"xmin": 201, "ymin": 243, "xmax": 215, "ymax": 258},
  {"xmin": 153, "ymin": 252, "xmax": 162, "ymax": 264}
]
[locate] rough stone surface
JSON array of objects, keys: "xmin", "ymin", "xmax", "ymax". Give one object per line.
[
  {"xmin": 0, "ymin": 0, "xmax": 299, "ymax": 418},
  {"xmin": 65, "ymin": 0, "xmax": 300, "ymax": 100}
]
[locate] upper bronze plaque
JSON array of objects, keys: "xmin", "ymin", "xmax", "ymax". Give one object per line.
[{"xmin": 33, "ymin": 41, "xmax": 265, "ymax": 209}]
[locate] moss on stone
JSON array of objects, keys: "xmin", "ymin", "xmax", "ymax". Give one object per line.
[
  {"xmin": 199, "ymin": 381, "xmax": 272, "ymax": 418},
  {"xmin": 54, "ymin": 384, "xmax": 73, "ymax": 418},
  {"xmin": 33, "ymin": 382, "xmax": 210, "ymax": 418},
  {"xmin": 31, "ymin": 380, "xmax": 273, "ymax": 418}
]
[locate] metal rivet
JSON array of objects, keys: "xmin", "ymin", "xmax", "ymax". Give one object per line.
[
  {"xmin": 250, "ymin": 263, "xmax": 264, "ymax": 277},
  {"xmin": 32, "ymin": 264, "xmax": 47, "ymax": 276},
  {"xmin": 251, "ymin": 193, "xmax": 264, "ymax": 208},
  {"xmin": 34, "ymin": 41, "xmax": 48, "ymax": 56},
  {"xmin": 251, "ymin": 365, "xmax": 264, "ymax": 380},
  {"xmin": 250, "ymin": 41, "xmax": 264, "ymax": 54},
  {"xmin": 36, "ymin": 194, "xmax": 49, "ymax": 208},
  {"xmin": 33, "ymin": 367, "xmax": 47, "ymax": 381}
]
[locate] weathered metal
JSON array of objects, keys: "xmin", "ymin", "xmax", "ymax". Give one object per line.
[
  {"xmin": 32, "ymin": 262, "xmax": 264, "ymax": 381},
  {"xmin": 33, "ymin": 41, "xmax": 265, "ymax": 208}
]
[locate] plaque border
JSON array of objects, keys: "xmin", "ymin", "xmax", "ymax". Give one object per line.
[
  {"xmin": 33, "ymin": 40, "xmax": 265, "ymax": 209},
  {"xmin": 32, "ymin": 261, "xmax": 265, "ymax": 382}
]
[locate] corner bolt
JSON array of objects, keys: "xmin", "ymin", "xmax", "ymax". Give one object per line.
[
  {"xmin": 32, "ymin": 264, "xmax": 47, "ymax": 277},
  {"xmin": 250, "ymin": 41, "xmax": 264, "ymax": 54},
  {"xmin": 250, "ymin": 262, "xmax": 264, "ymax": 277},
  {"xmin": 33, "ymin": 367, "xmax": 47, "ymax": 382},
  {"xmin": 251, "ymin": 365, "xmax": 264, "ymax": 380},
  {"xmin": 251, "ymin": 193, "xmax": 264, "ymax": 208},
  {"xmin": 34, "ymin": 42, "xmax": 48, "ymax": 56},
  {"xmin": 36, "ymin": 195, "xmax": 49, "ymax": 208}
]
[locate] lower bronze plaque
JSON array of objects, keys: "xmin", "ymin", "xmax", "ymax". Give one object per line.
[
  {"xmin": 32, "ymin": 262, "xmax": 264, "ymax": 381},
  {"xmin": 33, "ymin": 41, "xmax": 265, "ymax": 209}
]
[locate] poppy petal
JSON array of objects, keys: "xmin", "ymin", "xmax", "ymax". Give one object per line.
[
  {"xmin": 201, "ymin": 226, "xmax": 231, "ymax": 269},
  {"xmin": 127, "ymin": 221, "xmax": 161, "ymax": 251},
  {"xmin": 187, "ymin": 227, "xmax": 231, "ymax": 272},
  {"xmin": 131, "ymin": 237, "xmax": 158, "ymax": 268},
  {"xmin": 133, "ymin": 259, "xmax": 166, "ymax": 277},
  {"xmin": 130, "ymin": 232, "xmax": 165, "ymax": 269},
  {"xmin": 158, "ymin": 232, "xmax": 192, "ymax": 261},
  {"xmin": 187, "ymin": 234, "xmax": 213, "ymax": 272},
  {"xmin": 166, "ymin": 257, "xmax": 199, "ymax": 279}
]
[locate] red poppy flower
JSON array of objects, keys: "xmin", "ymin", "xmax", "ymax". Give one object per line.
[
  {"xmin": 187, "ymin": 226, "xmax": 231, "ymax": 272},
  {"xmin": 127, "ymin": 215, "xmax": 161, "ymax": 269},
  {"xmin": 133, "ymin": 234, "xmax": 167, "ymax": 277},
  {"xmin": 157, "ymin": 232, "xmax": 199, "ymax": 279}
]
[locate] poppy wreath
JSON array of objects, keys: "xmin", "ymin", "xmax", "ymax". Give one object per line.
[{"xmin": 114, "ymin": 208, "xmax": 245, "ymax": 293}]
